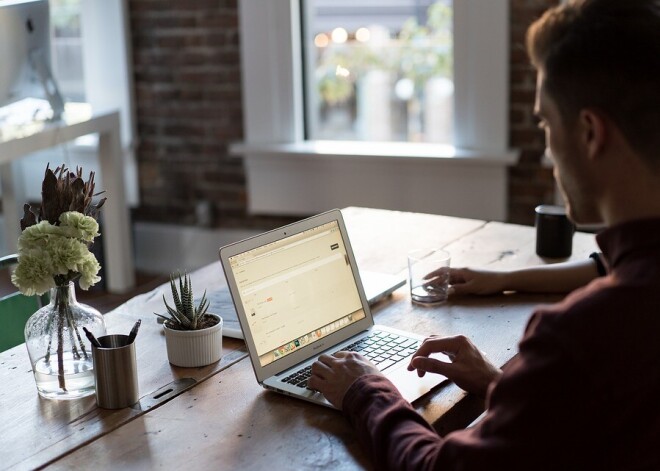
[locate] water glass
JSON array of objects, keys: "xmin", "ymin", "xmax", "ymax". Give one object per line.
[{"xmin": 408, "ymin": 249, "xmax": 451, "ymax": 305}]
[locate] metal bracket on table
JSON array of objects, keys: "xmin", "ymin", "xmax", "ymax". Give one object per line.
[
  {"xmin": 130, "ymin": 348, "xmax": 249, "ymax": 412},
  {"xmin": 134, "ymin": 378, "xmax": 197, "ymax": 412}
]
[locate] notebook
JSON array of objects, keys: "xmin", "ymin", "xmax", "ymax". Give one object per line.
[
  {"xmin": 219, "ymin": 209, "xmax": 446, "ymax": 408},
  {"xmin": 203, "ymin": 270, "xmax": 405, "ymax": 339}
]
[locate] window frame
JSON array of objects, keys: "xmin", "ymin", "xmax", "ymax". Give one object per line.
[
  {"xmin": 235, "ymin": 0, "xmax": 517, "ymax": 220},
  {"xmin": 239, "ymin": 0, "xmax": 510, "ymax": 152}
]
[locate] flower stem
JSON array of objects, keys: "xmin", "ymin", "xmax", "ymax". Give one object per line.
[
  {"xmin": 44, "ymin": 314, "xmax": 55, "ymax": 364},
  {"xmin": 56, "ymin": 293, "xmax": 66, "ymax": 391},
  {"xmin": 53, "ymin": 282, "xmax": 75, "ymax": 391},
  {"xmin": 44, "ymin": 280, "xmax": 93, "ymax": 392}
]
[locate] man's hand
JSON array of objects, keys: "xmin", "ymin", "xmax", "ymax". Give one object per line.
[
  {"xmin": 447, "ymin": 267, "xmax": 508, "ymax": 296},
  {"xmin": 308, "ymin": 351, "xmax": 382, "ymax": 409},
  {"xmin": 407, "ymin": 335, "xmax": 502, "ymax": 397}
]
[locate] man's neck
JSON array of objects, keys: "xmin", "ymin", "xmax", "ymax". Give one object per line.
[
  {"xmin": 594, "ymin": 141, "xmax": 660, "ymax": 226},
  {"xmin": 601, "ymin": 171, "xmax": 660, "ymax": 226}
]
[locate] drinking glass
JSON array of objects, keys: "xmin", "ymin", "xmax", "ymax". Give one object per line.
[{"xmin": 408, "ymin": 249, "xmax": 451, "ymax": 305}]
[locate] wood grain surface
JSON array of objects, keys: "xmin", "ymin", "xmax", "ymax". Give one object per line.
[
  {"xmin": 0, "ymin": 208, "xmax": 599, "ymax": 470},
  {"xmin": 0, "ymin": 262, "xmax": 247, "ymax": 470}
]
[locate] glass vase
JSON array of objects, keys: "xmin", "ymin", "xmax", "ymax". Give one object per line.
[{"xmin": 24, "ymin": 282, "xmax": 106, "ymax": 400}]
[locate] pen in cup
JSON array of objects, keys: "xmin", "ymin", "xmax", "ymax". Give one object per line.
[
  {"xmin": 127, "ymin": 319, "xmax": 141, "ymax": 344},
  {"xmin": 83, "ymin": 327, "xmax": 102, "ymax": 348}
]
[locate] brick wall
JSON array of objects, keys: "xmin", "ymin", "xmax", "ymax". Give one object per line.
[
  {"xmin": 508, "ymin": 0, "xmax": 560, "ymax": 224},
  {"xmin": 128, "ymin": 0, "xmax": 559, "ymax": 228},
  {"xmin": 129, "ymin": 0, "xmax": 291, "ymax": 229}
]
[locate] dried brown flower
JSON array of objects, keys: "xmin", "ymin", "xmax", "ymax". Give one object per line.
[{"xmin": 20, "ymin": 164, "xmax": 106, "ymax": 231}]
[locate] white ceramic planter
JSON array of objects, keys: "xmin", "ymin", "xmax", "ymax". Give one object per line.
[{"xmin": 163, "ymin": 314, "xmax": 223, "ymax": 367}]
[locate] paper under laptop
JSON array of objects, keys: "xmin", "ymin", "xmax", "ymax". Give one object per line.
[
  {"xmin": 219, "ymin": 209, "xmax": 446, "ymax": 408},
  {"xmin": 203, "ymin": 270, "xmax": 405, "ymax": 339}
]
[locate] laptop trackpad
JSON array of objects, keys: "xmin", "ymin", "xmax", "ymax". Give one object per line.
[{"xmin": 388, "ymin": 365, "xmax": 447, "ymax": 403}]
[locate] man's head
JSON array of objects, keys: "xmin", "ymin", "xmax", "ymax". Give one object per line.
[{"xmin": 526, "ymin": 0, "xmax": 660, "ymax": 224}]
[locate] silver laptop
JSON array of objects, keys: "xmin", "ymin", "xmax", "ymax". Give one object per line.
[
  {"xmin": 200, "ymin": 271, "xmax": 405, "ymax": 339},
  {"xmin": 362, "ymin": 270, "xmax": 406, "ymax": 305},
  {"xmin": 219, "ymin": 209, "xmax": 446, "ymax": 408}
]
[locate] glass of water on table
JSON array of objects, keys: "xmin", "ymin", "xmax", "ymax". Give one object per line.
[{"xmin": 407, "ymin": 248, "xmax": 451, "ymax": 305}]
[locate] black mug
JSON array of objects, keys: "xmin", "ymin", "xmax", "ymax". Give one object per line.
[{"xmin": 535, "ymin": 205, "xmax": 574, "ymax": 258}]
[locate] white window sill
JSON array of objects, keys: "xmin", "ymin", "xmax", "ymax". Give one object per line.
[
  {"xmin": 231, "ymin": 140, "xmax": 519, "ymax": 221},
  {"xmin": 230, "ymin": 140, "xmax": 518, "ymax": 167}
]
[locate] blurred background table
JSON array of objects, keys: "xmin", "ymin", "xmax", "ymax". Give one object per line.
[{"xmin": 0, "ymin": 103, "xmax": 135, "ymax": 293}]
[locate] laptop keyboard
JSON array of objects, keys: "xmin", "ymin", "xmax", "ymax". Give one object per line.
[{"xmin": 281, "ymin": 331, "xmax": 421, "ymax": 389}]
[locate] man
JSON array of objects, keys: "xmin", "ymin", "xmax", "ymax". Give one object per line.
[{"xmin": 308, "ymin": 0, "xmax": 660, "ymax": 469}]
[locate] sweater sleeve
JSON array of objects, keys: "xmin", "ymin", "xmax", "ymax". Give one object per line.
[
  {"xmin": 341, "ymin": 311, "xmax": 584, "ymax": 470},
  {"xmin": 342, "ymin": 374, "xmax": 446, "ymax": 471}
]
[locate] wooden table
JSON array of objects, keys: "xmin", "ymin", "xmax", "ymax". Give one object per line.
[{"xmin": 0, "ymin": 208, "xmax": 599, "ymax": 470}]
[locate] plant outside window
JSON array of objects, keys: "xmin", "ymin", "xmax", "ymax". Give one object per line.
[{"xmin": 305, "ymin": 0, "xmax": 453, "ymax": 144}]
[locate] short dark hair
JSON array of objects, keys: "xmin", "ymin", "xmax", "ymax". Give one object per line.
[{"xmin": 527, "ymin": 0, "xmax": 660, "ymax": 166}]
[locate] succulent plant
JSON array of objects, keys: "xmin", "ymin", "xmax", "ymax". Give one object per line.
[{"xmin": 155, "ymin": 272, "xmax": 216, "ymax": 330}]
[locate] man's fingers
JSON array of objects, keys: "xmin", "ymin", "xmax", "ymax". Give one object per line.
[
  {"xmin": 410, "ymin": 356, "xmax": 452, "ymax": 376},
  {"xmin": 312, "ymin": 358, "xmax": 334, "ymax": 379},
  {"xmin": 307, "ymin": 375, "xmax": 321, "ymax": 391},
  {"xmin": 333, "ymin": 351, "xmax": 350, "ymax": 358},
  {"xmin": 317, "ymin": 353, "xmax": 337, "ymax": 366},
  {"xmin": 334, "ymin": 351, "xmax": 370, "ymax": 363},
  {"xmin": 413, "ymin": 335, "xmax": 466, "ymax": 359},
  {"xmin": 448, "ymin": 268, "xmax": 469, "ymax": 284},
  {"xmin": 422, "ymin": 273, "xmax": 442, "ymax": 284},
  {"xmin": 448, "ymin": 282, "xmax": 472, "ymax": 296},
  {"xmin": 407, "ymin": 336, "xmax": 466, "ymax": 370}
]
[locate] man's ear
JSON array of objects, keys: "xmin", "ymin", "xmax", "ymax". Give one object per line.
[{"xmin": 578, "ymin": 109, "xmax": 607, "ymax": 160}]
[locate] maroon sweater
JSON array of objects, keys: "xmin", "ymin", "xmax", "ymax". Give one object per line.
[{"xmin": 343, "ymin": 218, "xmax": 660, "ymax": 470}]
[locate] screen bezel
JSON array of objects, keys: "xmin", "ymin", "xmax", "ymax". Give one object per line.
[{"xmin": 219, "ymin": 209, "xmax": 373, "ymax": 383}]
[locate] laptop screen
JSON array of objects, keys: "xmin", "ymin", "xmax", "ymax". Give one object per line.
[{"xmin": 228, "ymin": 220, "xmax": 366, "ymax": 367}]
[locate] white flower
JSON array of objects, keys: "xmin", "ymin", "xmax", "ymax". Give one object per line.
[
  {"xmin": 48, "ymin": 236, "xmax": 89, "ymax": 275},
  {"xmin": 11, "ymin": 250, "xmax": 55, "ymax": 296},
  {"xmin": 18, "ymin": 221, "xmax": 64, "ymax": 250},
  {"xmin": 13, "ymin": 213, "xmax": 103, "ymax": 294},
  {"xmin": 59, "ymin": 212, "xmax": 100, "ymax": 242},
  {"xmin": 78, "ymin": 253, "xmax": 101, "ymax": 291}
]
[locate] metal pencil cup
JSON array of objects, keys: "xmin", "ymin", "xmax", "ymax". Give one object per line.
[{"xmin": 92, "ymin": 334, "xmax": 139, "ymax": 409}]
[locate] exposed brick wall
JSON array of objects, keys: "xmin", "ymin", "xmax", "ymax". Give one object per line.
[
  {"xmin": 508, "ymin": 0, "xmax": 560, "ymax": 224},
  {"xmin": 128, "ymin": 0, "xmax": 559, "ymax": 228},
  {"xmin": 128, "ymin": 0, "xmax": 292, "ymax": 229}
]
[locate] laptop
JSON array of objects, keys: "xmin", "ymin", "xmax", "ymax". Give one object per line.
[
  {"xmin": 362, "ymin": 270, "xmax": 406, "ymax": 305},
  {"xmin": 219, "ymin": 209, "xmax": 447, "ymax": 408},
  {"xmin": 200, "ymin": 270, "xmax": 405, "ymax": 339}
]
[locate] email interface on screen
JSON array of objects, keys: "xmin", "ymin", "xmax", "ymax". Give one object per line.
[{"xmin": 228, "ymin": 220, "xmax": 365, "ymax": 367}]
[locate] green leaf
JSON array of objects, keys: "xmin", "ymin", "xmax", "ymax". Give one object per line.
[
  {"xmin": 163, "ymin": 271, "xmax": 211, "ymax": 330},
  {"xmin": 170, "ymin": 274, "xmax": 184, "ymax": 313}
]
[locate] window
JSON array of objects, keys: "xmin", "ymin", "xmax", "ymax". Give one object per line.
[
  {"xmin": 303, "ymin": 0, "xmax": 453, "ymax": 144},
  {"xmin": 239, "ymin": 0, "xmax": 509, "ymax": 151},
  {"xmin": 235, "ymin": 0, "xmax": 516, "ymax": 221}
]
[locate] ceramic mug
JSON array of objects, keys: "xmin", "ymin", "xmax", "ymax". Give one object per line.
[{"xmin": 535, "ymin": 205, "xmax": 574, "ymax": 258}]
